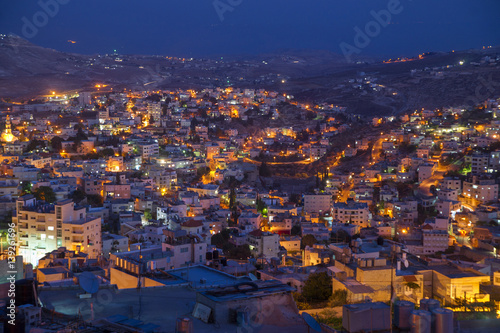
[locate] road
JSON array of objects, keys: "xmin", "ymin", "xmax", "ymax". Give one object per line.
[
  {"xmin": 371, "ymin": 137, "xmax": 385, "ymax": 164},
  {"xmin": 242, "ymin": 157, "xmax": 312, "ymax": 166},
  {"xmin": 417, "ymin": 158, "xmax": 463, "ymax": 197}
]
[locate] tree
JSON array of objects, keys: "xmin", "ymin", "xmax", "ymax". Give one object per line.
[
  {"xmin": 72, "ymin": 139, "xmax": 83, "ymax": 153},
  {"xmin": 301, "ymin": 234, "xmax": 317, "ymax": 249},
  {"xmin": 302, "ymin": 272, "xmax": 332, "ymax": 302},
  {"xmin": 328, "ymin": 289, "xmax": 348, "ymax": 307},
  {"xmin": 100, "ymin": 148, "xmax": 115, "ymax": 157},
  {"xmin": 143, "ymin": 209, "xmax": 153, "ymax": 221},
  {"xmin": 291, "ymin": 225, "xmax": 301, "ymax": 236},
  {"xmin": 25, "ymin": 139, "xmax": 45, "ymax": 152},
  {"xmin": 34, "ymin": 186, "xmax": 56, "ymax": 203},
  {"xmin": 51, "ymin": 136, "xmax": 64, "ymax": 152},
  {"xmin": 71, "ymin": 189, "xmax": 86, "ymax": 204},
  {"xmin": 87, "ymin": 194, "xmax": 103, "ymax": 207},
  {"xmin": 21, "ymin": 182, "xmax": 32, "ymax": 195},
  {"xmin": 259, "ymin": 162, "xmax": 272, "ymax": 177},
  {"xmin": 211, "ymin": 229, "xmax": 230, "ymax": 248},
  {"xmin": 227, "ymin": 244, "xmax": 251, "ymax": 260},
  {"xmin": 256, "ymin": 195, "xmax": 267, "ymax": 216}
]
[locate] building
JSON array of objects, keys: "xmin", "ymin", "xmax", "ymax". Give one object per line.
[
  {"xmin": 162, "ymin": 229, "xmax": 207, "ymax": 269},
  {"xmin": 333, "ymin": 200, "xmax": 371, "ymax": 228},
  {"xmin": 303, "ymin": 193, "xmax": 332, "ymax": 214},
  {"xmin": 418, "ymin": 263, "xmax": 490, "ymax": 306},
  {"xmin": 417, "ymin": 162, "xmax": 436, "ymax": 183},
  {"xmin": 147, "ymin": 102, "xmax": 162, "ymax": 122},
  {"xmin": 83, "ymin": 178, "xmax": 105, "ymax": 196},
  {"xmin": 279, "ymin": 236, "xmax": 301, "ymax": 253},
  {"xmin": 470, "ymin": 154, "xmax": 489, "ymax": 175},
  {"xmin": 78, "ymin": 92, "xmax": 92, "ymax": 105},
  {"xmin": 102, "ymin": 232, "xmax": 129, "ymax": 258},
  {"xmin": 103, "ymin": 174, "xmax": 131, "ymax": 199},
  {"xmin": 14, "ymin": 196, "xmax": 102, "ymax": 265},
  {"xmin": 137, "ymin": 141, "xmax": 159, "ymax": 159},
  {"xmin": 463, "ymin": 176, "xmax": 499, "ymax": 204},
  {"xmin": 247, "ymin": 230, "xmax": 280, "ymax": 259}
]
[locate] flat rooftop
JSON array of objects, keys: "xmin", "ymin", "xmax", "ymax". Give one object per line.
[
  {"xmin": 200, "ymin": 280, "xmax": 295, "ymax": 302},
  {"xmin": 168, "ymin": 265, "xmax": 250, "ymax": 288},
  {"xmin": 431, "ymin": 264, "xmax": 487, "ymax": 279},
  {"xmin": 38, "ymin": 284, "xmax": 317, "ymax": 332}
]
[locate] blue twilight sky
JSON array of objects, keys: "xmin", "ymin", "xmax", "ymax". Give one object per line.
[{"xmin": 0, "ymin": 0, "xmax": 499, "ymax": 58}]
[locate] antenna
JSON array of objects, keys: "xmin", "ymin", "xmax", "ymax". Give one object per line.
[
  {"xmin": 78, "ymin": 272, "xmax": 99, "ymax": 294},
  {"xmin": 302, "ymin": 312, "xmax": 321, "ymax": 333}
]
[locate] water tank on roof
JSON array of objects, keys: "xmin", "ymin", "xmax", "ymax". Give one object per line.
[
  {"xmin": 432, "ymin": 308, "xmax": 453, "ymax": 333},
  {"xmin": 410, "ymin": 310, "xmax": 431, "ymax": 333},
  {"xmin": 175, "ymin": 317, "xmax": 193, "ymax": 333},
  {"xmin": 394, "ymin": 301, "xmax": 414, "ymax": 330},
  {"xmin": 420, "ymin": 298, "xmax": 440, "ymax": 312}
]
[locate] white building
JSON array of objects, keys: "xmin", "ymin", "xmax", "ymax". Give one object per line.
[
  {"xmin": 332, "ymin": 200, "xmax": 371, "ymax": 228},
  {"xmin": 463, "ymin": 177, "xmax": 499, "ymax": 203},
  {"xmin": 162, "ymin": 229, "xmax": 207, "ymax": 269},
  {"xmin": 147, "ymin": 102, "xmax": 162, "ymax": 122},
  {"xmin": 14, "ymin": 196, "xmax": 101, "ymax": 265},
  {"xmin": 247, "ymin": 230, "xmax": 280, "ymax": 259},
  {"xmin": 303, "ymin": 193, "xmax": 332, "ymax": 214}
]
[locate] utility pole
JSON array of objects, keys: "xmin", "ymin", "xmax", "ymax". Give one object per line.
[
  {"xmin": 137, "ymin": 245, "xmax": 142, "ymax": 321},
  {"xmin": 390, "ymin": 251, "xmax": 395, "ymax": 333}
]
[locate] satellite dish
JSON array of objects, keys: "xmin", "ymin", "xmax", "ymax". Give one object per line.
[
  {"xmin": 79, "ymin": 272, "xmax": 99, "ymax": 294},
  {"xmin": 301, "ymin": 312, "xmax": 321, "ymax": 333},
  {"xmin": 403, "ymin": 260, "xmax": 409, "ymax": 268},
  {"xmin": 248, "ymin": 273, "xmax": 258, "ymax": 281}
]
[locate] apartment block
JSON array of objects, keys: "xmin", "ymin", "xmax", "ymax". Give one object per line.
[{"xmin": 14, "ymin": 195, "xmax": 102, "ymax": 265}]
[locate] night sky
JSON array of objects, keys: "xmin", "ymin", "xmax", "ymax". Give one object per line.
[{"xmin": 1, "ymin": 0, "xmax": 499, "ymax": 58}]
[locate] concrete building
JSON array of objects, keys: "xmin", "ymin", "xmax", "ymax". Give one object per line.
[
  {"xmin": 303, "ymin": 193, "xmax": 332, "ymax": 214},
  {"xmin": 147, "ymin": 102, "xmax": 162, "ymax": 122},
  {"xmin": 418, "ymin": 263, "xmax": 490, "ymax": 306},
  {"xmin": 247, "ymin": 230, "xmax": 280, "ymax": 259},
  {"xmin": 463, "ymin": 176, "xmax": 499, "ymax": 204},
  {"xmin": 279, "ymin": 236, "xmax": 301, "ymax": 253},
  {"xmin": 103, "ymin": 174, "xmax": 131, "ymax": 199},
  {"xmin": 417, "ymin": 162, "xmax": 436, "ymax": 183},
  {"xmin": 470, "ymin": 154, "xmax": 489, "ymax": 175},
  {"xmin": 102, "ymin": 232, "xmax": 129, "ymax": 258},
  {"xmin": 14, "ymin": 196, "xmax": 102, "ymax": 265},
  {"xmin": 162, "ymin": 229, "xmax": 207, "ymax": 269},
  {"xmin": 333, "ymin": 200, "xmax": 371, "ymax": 228}
]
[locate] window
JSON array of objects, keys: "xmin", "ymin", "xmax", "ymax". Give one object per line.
[
  {"xmin": 180, "ymin": 247, "xmax": 188, "ymax": 253},
  {"xmin": 48, "ymin": 226, "xmax": 54, "ymax": 231}
]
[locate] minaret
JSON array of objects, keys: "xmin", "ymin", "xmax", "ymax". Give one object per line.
[
  {"xmin": 4, "ymin": 115, "xmax": 11, "ymax": 136},
  {"xmin": 2, "ymin": 115, "xmax": 15, "ymax": 142}
]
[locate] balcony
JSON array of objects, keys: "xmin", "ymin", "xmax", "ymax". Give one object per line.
[{"xmin": 72, "ymin": 230, "xmax": 84, "ymax": 234}]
